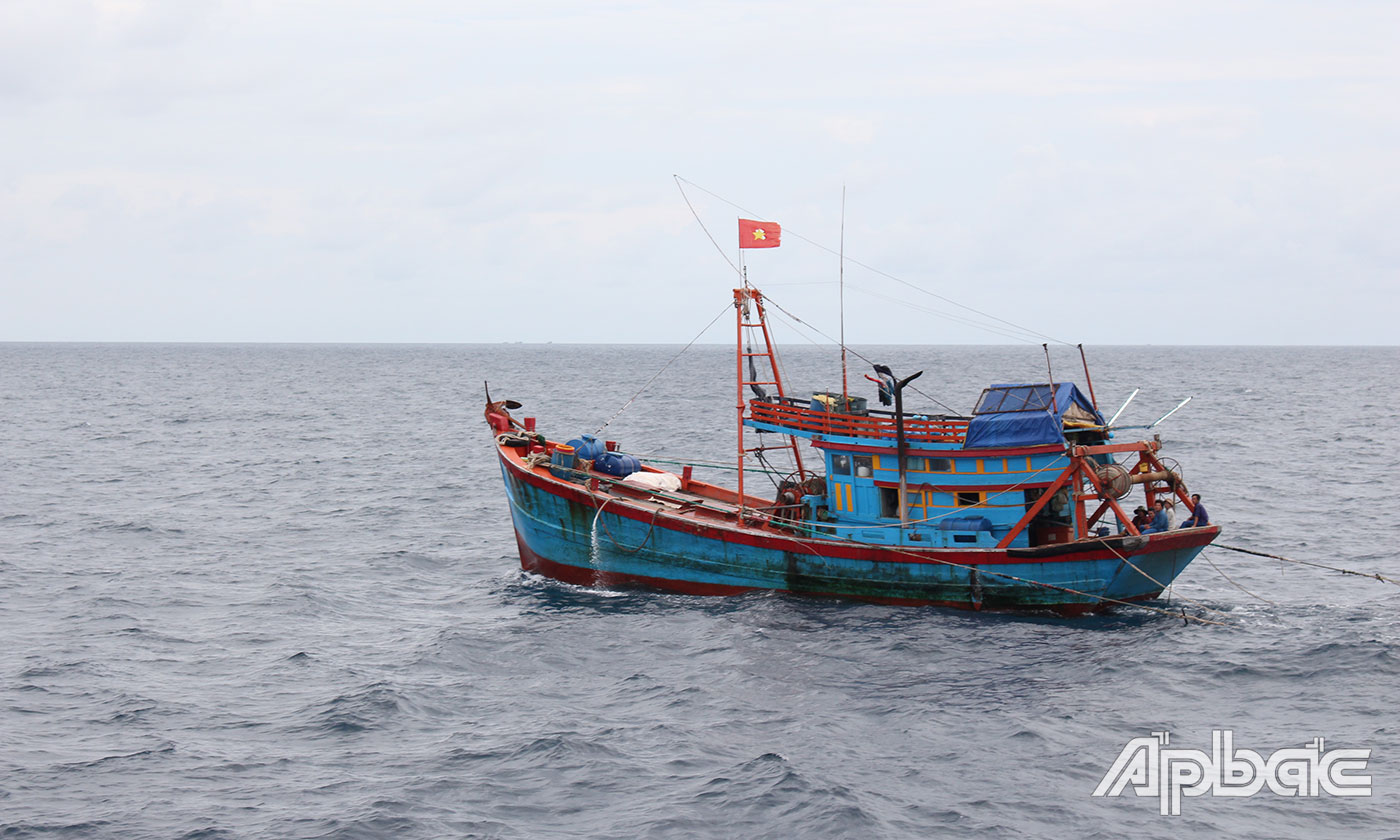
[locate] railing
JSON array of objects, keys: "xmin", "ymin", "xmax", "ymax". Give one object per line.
[{"xmin": 748, "ymin": 400, "xmax": 968, "ymax": 444}]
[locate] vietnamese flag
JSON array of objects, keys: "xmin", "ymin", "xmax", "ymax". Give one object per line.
[{"xmin": 738, "ymin": 219, "xmax": 781, "ymax": 248}]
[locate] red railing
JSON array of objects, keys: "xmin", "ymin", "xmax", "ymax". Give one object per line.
[{"xmin": 748, "ymin": 400, "xmax": 967, "ymax": 443}]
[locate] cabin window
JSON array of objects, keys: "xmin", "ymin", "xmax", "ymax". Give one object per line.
[
  {"xmin": 956, "ymin": 491, "xmax": 983, "ymax": 507},
  {"xmin": 975, "ymin": 384, "xmax": 1055, "ymax": 414},
  {"xmin": 831, "ymin": 453, "xmax": 851, "ymax": 475},
  {"xmin": 928, "ymin": 458, "xmax": 952, "ymax": 473},
  {"xmin": 906, "ymin": 489, "xmax": 927, "ymax": 522},
  {"xmin": 880, "ymin": 487, "xmax": 900, "ymax": 518},
  {"xmin": 854, "ymin": 455, "xmax": 874, "ymax": 477},
  {"xmin": 903, "ymin": 456, "xmax": 925, "ymax": 472}
]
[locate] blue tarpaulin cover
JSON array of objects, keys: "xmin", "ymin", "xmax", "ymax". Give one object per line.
[{"xmin": 963, "ymin": 383, "xmax": 1103, "ymax": 449}]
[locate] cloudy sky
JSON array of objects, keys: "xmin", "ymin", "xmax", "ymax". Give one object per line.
[{"xmin": 3, "ymin": 0, "xmax": 1396, "ymax": 344}]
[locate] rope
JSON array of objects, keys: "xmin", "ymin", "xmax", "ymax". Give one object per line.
[
  {"xmin": 1097, "ymin": 539, "xmax": 1233, "ymax": 620},
  {"xmin": 675, "ymin": 175, "xmax": 743, "ymax": 279},
  {"xmin": 1199, "ymin": 549, "xmax": 1277, "ymax": 605},
  {"xmin": 590, "ymin": 497, "xmax": 661, "ymax": 555},
  {"xmin": 1215, "ymin": 543, "xmax": 1400, "ymax": 587},
  {"xmin": 845, "ymin": 283, "xmax": 1050, "ymax": 344},
  {"xmin": 672, "ymin": 176, "xmax": 1071, "ymax": 346},
  {"xmin": 615, "ymin": 454, "xmax": 787, "ymax": 476},
  {"xmin": 760, "ymin": 292, "xmax": 961, "ymax": 415},
  {"xmin": 593, "ymin": 303, "xmax": 730, "ymax": 435}
]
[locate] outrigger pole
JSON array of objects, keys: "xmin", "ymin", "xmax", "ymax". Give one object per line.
[
  {"xmin": 1107, "ymin": 388, "xmax": 1140, "ymax": 426},
  {"xmin": 1150, "ymin": 396, "xmax": 1193, "ymax": 428}
]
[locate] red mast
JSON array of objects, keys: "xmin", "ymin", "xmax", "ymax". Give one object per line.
[{"xmin": 734, "ymin": 286, "xmax": 805, "ymax": 515}]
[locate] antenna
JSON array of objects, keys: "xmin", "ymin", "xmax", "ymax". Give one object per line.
[
  {"xmin": 1042, "ymin": 343, "xmax": 1055, "ymax": 396},
  {"xmin": 1077, "ymin": 343, "xmax": 1098, "ymax": 411},
  {"xmin": 839, "ymin": 185, "xmax": 848, "ymax": 402}
]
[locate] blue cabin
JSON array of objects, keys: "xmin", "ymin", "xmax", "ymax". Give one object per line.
[{"xmin": 746, "ymin": 383, "xmax": 1107, "ymax": 548}]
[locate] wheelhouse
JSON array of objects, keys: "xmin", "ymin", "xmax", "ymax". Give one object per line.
[{"xmin": 745, "ymin": 381, "xmax": 1117, "ymax": 549}]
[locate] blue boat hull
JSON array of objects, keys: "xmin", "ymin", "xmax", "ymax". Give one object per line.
[{"xmin": 498, "ymin": 454, "xmax": 1217, "ymax": 613}]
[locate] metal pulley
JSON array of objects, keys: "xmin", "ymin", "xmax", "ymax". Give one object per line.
[
  {"xmin": 1157, "ymin": 458, "xmax": 1185, "ymax": 490},
  {"xmin": 1094, "ymin": 463, "xmax": 1133, "ymax": 499}
]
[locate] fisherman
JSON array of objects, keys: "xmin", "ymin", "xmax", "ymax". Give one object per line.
[
  {"xmin": 1180, "ymin": 494, "xmax": 1210, "ymax": 528},
  {"xmin": 1141, "ymin": 500, "xmax": 1169, "ymax": 534},
  {"xmin": 1129, "ymin": 505, "xmax": 1152, "ymax": 533}
]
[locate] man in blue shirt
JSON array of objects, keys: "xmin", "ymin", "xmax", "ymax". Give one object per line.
[
  {"xmin": 1180, "ymin": 494, "xmax": 1210, "ymax": 528},
  {"xmin": 1141, "ymin": 500, "xmax": 1169, "ymax": 534}
]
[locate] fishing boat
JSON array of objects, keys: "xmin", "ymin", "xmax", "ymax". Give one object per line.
[{"xmin": 487, "ymin": 273, "xmax": 1219, "ymax": 613}]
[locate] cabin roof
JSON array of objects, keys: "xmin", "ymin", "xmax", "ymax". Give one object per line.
[{"xmin": 963, "ymin": 383, "xmax": 1103, "ymax": 449}]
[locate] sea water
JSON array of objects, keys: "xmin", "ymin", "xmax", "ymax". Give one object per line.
[{"xmin": 2, "ymin": 343, "xmax": 1398, "ymax": 839}]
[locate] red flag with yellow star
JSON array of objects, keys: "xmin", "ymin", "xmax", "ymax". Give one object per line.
[{"xmin": 738, "ymin": 219, "xmax": 781, "ymax": 249}]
